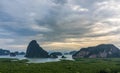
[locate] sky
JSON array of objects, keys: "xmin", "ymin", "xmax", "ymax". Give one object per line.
[{"xmin": 0, "ymin": 0, "xmax": 120, "ymax": 52}]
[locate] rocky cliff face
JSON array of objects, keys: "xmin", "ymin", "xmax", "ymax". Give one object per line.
[
  {"xmin": 25, "ymin": 40, "xmax": 49, "ymax": 58},
  {"xmin": 72, "ymin": 44, "xmax": 120, "ymax": 58}
]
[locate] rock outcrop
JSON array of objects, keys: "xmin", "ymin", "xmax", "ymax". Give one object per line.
[
  {"xmin": 49, "ymin": 52, "xmax": 62, "ymax": 58},
  {"xmin": 10, "ymin": 52, "xmax": 16, "ymax": 57},
  {"xmin": 25, "ymin": 40, "xmax": 49, "ymax": 58},
  {"xmin": 49, "ymin": 54, "xmax": 58, "ymax": 58},
  {"xmin": 0, "ymin": 49, "xmax": 10, "ymax": 55},
  {"xmin": 72, "ymin": 44, "xmax": 120, "ymax": 58},
  {"xmin": 61, "ymin": 55, "xmax": 67, "ymax": 58}
]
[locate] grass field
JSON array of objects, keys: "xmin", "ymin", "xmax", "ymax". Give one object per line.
[{"xmin": 0, "ymin": 58, "xmax": 120, "ymax": 73}]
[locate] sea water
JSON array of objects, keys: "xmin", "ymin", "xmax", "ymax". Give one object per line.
[{"xmin": 0, "ymin": 55, "xmax": 74, "ymax": 63}]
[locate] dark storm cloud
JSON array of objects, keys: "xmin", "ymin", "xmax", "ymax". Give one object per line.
[
  {"xmin": 0, "ymin": 0, "xmax": 120, "ymax": 51},
  {"xmin": 52, "ymin": 0, "xmax": 67, "ymax": 5},
  {"xmin": 35, "ymin": 0, "xmax": 91, "ymax": 42},
  {"xmin": 0, "ymin": 11, "xmax": 14, "ymax": 22}
]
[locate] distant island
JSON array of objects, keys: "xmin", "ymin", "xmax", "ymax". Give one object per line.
[
  {"xmin": 49, "ymin": 52, "xmax": 63, "ymax": 58},
  {"xmin": 73, "ymin": 44, "xmax": 120, "ymax": 58},
  {"xmin": 0, "ymin": 49, "xmax": 10, "ymax": 55},
  {"xmin": 0, "ymin": 49, "xmax": 25, "ymax": 56}
]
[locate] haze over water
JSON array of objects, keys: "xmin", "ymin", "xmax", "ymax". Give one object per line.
[{"xmin": 0, "ymin": 55, "xmax": 73, "ymax": 63}]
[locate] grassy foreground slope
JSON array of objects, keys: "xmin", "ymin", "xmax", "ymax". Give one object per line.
[{"xmin": 0, "ymin": 58, "xmax": 120, "ymax": 73}]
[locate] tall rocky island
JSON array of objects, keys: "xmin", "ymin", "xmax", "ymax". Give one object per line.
[
  {"xmin": 25, "ymin": 40, "xmax": 49, "ymax": 58},
  {"xmin": 73, "ymin": 44, "xmax": 120, "ymax": 58}
]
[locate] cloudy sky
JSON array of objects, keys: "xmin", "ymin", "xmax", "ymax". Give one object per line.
[{"xmin": 0, "ymin": 0, "xmax": 120, "ymax": 52}]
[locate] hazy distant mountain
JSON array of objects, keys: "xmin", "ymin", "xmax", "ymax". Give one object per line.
[
  {"xmin": 50, "ymin": 52, "xmax": 62, "ymax": 56},
  {"xmin": 0, "ymin": 49, "xmax": 10, "ymax": 55},
  {"xmin": 72, "ymin": 44, "xmax": 120, "ymax": 58},
  {"xmin": 14, "ymin": 51, "xmax": 25, "ymax": 55},
  {"xmin": 25, "ymin": 40, "xmax": 49, "ymax": 58},
  {"xmin": 69, "ymin": 51, "xmax": 77, "ymax": 55}
]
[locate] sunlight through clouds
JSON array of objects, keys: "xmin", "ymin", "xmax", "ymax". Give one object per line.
[{"xmin": 0, "ymin": 0, "xmax": 120, "ymax": 51}]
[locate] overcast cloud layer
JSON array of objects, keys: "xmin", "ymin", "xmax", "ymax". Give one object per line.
[{"xmin": 0, "ymin": 0, "xmax": 120, "ymax": 52}]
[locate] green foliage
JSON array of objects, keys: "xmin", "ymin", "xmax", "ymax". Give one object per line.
[{"xmin": 0, "ymin": 58, "xmax": 120, "ymax": 73}]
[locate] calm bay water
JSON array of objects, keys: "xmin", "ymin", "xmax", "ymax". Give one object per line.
[{"xmin": 0, "ymin": 55, "xmax": 74, "ymax": 63}]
